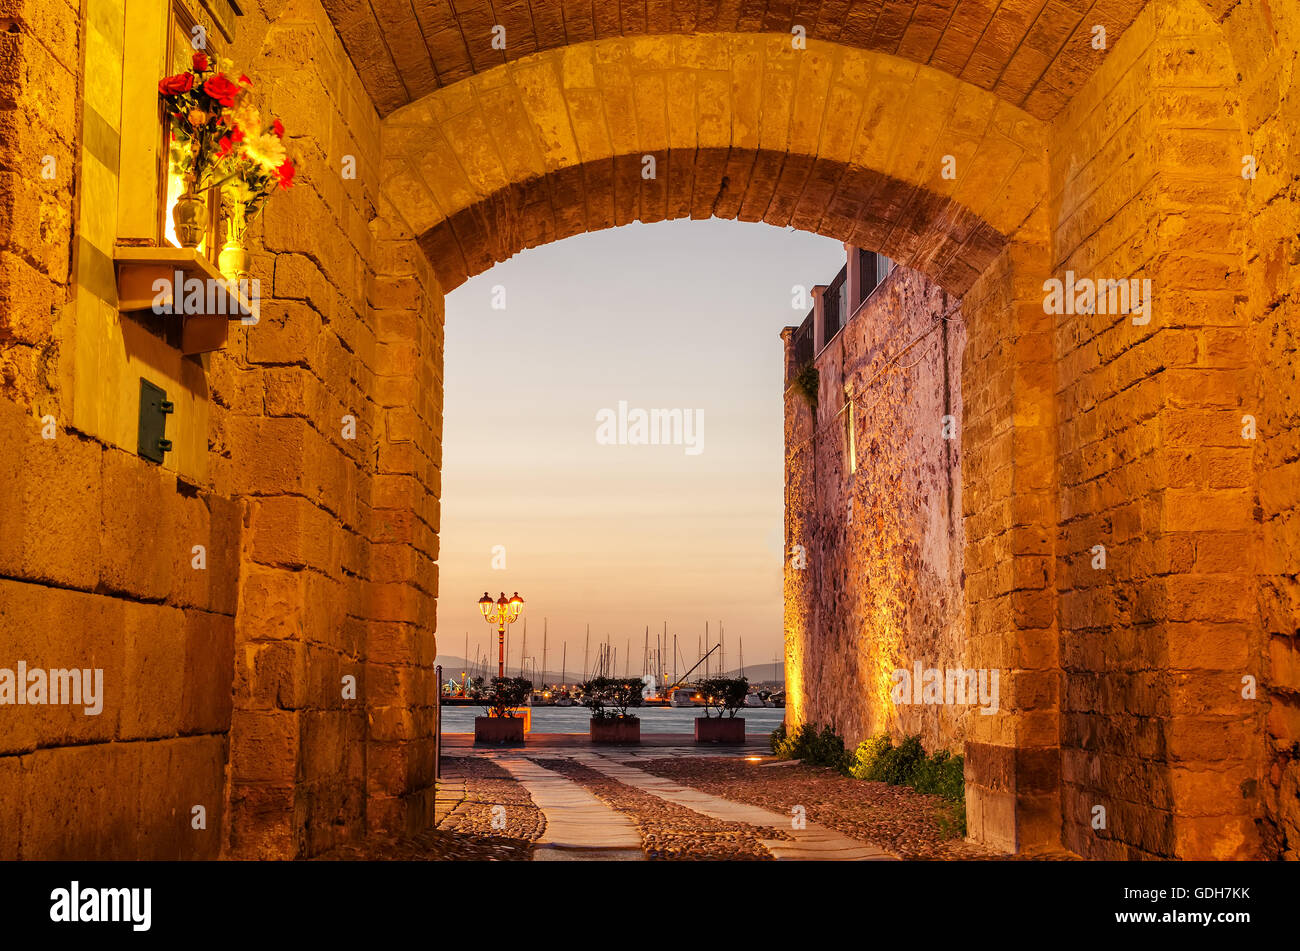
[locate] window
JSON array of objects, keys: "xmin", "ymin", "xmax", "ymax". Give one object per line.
[
  {"xmin": 856, "ymin": 249, "xmax": 895, "ymax": 309},
  {"xmin": 877, "ymin": 253, "xmax": 894, "ymax": 285}
]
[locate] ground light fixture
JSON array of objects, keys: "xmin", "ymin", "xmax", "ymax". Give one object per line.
[{"xmin": 479, "ymin": 591, "xmax": 525, "ymax": 679}]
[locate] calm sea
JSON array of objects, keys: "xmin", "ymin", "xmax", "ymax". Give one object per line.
[{"xmin": 439, "ymin": 704, "xmax": 786, "ymax": 735}]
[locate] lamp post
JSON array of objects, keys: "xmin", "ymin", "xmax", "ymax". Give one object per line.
[{"xmin": 479, "ymin": 591, "xmax": 524, "ymax": 680}]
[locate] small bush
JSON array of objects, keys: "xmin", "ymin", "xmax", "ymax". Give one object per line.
[
  {"xmin": 794, "ymin": 364, "xmax": 819, "ymax": 408},
  {"xmin": 771, "ymin": 722, "xmax": 853, "ymax": 774},
  {"xmin": 696, "ymin": 676, "xmax": 748, "ymax": 718},
  {"xmin": 851, "ymin": 733, "xmax": 967, "ymax": 837},
  {"xmin": 768, "ymin": 722, "xmax": 787, "ymax": 754},
  {"xmin": 849, "ymin": 735, "xmax": 892, "ymax": 781},
  {"xmin": 912, "ymin": 749, "xmax": 965, "ymax": 801},
  {"xmin": 936, "ymin": 800, "xmax": 968, "ymax": 839},
  {"xmin": 469, "ymin": 676, "xmax": 533, "ymax": 718},
  {"xmin": 580, "ymin": 676, "xmax": 644, "ymax": 720}
]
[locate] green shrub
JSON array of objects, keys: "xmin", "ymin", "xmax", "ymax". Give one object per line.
[
  {"xmin": 580, "ymin": 676, "xmax": 644, "ymax": 720},
  {"xmin": 849, "ymin": 735, "xmax": 893, "ymax": 781},
  {"xmin": 851, "ymin": 733, "xmax": 967, "ymax": 837},
  {"xmin": 768, "ymin": 723, "xmax": 787, "ymax": 754},
  {"xmin": 793, "ymin": 364, "xmax": 818, "ymax": 408},
  {"xmin": 884, "ymin": 735, "xmax": 927, "ymax": 785},
  {"xmin": 912, "ymin": 748, "xmax": 965, "ymax": 801},
  {"xmin": 469, "ymin": 676, "xmax": 533, "ymax": 718},
  {"xmin": 771, "ymin": 722, "xmax": 853, "ymax": 774},
  {"xmin": 936, "ymin": 800, "xmax": 967, "ymax": 839},
  {"xmin": 696, "ymin": 676, "xmax": 748, "ymax": 718}
]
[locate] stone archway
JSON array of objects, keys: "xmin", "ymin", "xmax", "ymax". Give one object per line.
[
  {"xmin": 2, "ymin": 0, "xmax": 1295, "ymax": 862},
  {"xmin": 364, "ymin": 29, "xmax": 1059, "ymax": 852},
  {"xmin": 377, "ymin": 35, "xmax": 1046, "ymax": 293},
  {"xmin": 343, "ymin": 0, "xmax": 1296, "ymax": 857}
]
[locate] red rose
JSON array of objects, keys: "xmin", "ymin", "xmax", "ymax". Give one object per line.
[
  {"xmin": 271, "ymin": 118, "xmax": 284, "ymax": 138},
  {"xmin": 192, "ymin": 52, "xmax": 209, "ymax": 71},
  {"xmin": 158, "ymin": 73, "xmax": 194, "ymax": 96},
  {"xmin": 238, "ymin": 74, "xmax": 253, "ymax": 87},
  {"xmin": 276, "ymin": 159, "xmax": 295, "ymax": 190},
  {"xmin": 202, "ymin": 73, "xmax": 241, "ymax": 107}
]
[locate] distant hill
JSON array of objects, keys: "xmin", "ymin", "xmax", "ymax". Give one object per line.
[
  {"xmin": 433, "ymin": 655, "xmax": 785, "ymax": 686},
  {"xmin": 717, "ymin": 662, "xmax": 784, "ymax": 684}
]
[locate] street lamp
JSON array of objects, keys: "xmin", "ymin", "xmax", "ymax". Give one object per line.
[{"xmin": 479, "ymin": 591, "xmax": 524, "ymax": 680}]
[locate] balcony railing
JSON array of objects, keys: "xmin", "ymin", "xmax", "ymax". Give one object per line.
[{"xmin": 822, "ymin": 265, "xmax": 848, "ymax": 344}]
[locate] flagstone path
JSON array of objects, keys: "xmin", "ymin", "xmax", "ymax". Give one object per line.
[
  {"xmin": 494, "ymin": 756, "xmax": 645, "ymax": 861},
  {"xmin": 566, "ymin": 753, "xmax": 897, "ymax": 860}
]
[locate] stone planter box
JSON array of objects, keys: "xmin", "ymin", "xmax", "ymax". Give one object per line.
[
  {"xmin": 590, "ymin": 716, "xmax": 640, "ymax": 744},
  {"xmin": 475, "ymin": 715, "xmax": 525, "ymax": 744},
  {"xmin": 695, "ymin": 716, "xmax": 746, "ymax": 743}
]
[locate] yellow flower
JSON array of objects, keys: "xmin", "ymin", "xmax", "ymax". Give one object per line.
[
  {"xmin": 230, "ymin": 101, "xmax": 262, "ymax": 137},
  {"xmin": 242, "ymin": 131, "xmax": 286, "ymax": 172}
]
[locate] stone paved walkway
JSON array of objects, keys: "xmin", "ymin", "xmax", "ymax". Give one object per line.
[
  {"xmin": 567, "ymin": 753, "xmax": 896, "ymax": 861},
  {"xmin": 495, "ymin": 756, "xmax": 645, "ymax": 861}
]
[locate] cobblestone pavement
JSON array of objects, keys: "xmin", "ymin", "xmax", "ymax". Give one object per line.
[
  {"xmin": 531, "ymin": 756, "xmax": 788, "ymax": 861},
  {"xmin": 312, "ymin": 757, "xmax": 542, "ymax": 861},
  {"xmin": 311, "ymin": 751, "xmax": 1052, "ymax": 861},
  {"xmin": 633, "ymin": 757, "xmax": 1003, "ymax": 860}
]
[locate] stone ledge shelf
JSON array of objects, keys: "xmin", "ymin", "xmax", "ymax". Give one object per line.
[{"xmin": 114, "ymin": 245, "xmax": 257, "ymax": 355}]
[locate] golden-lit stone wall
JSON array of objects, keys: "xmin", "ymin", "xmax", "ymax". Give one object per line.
[
  {"xmin": 1050, "ymin": 0, "xmax": 1269, "ymax": 860},
  {"xmin": 0, "ymin": 0, "xmax": 442, "ymax": 859},
  {"xmin": 209, "ymin": 0, "xmax": 441, "ymax": 857},
  {"xmin": 954, "ymin": 227, "xmax": 1060, "ymax": 854},
  {"xmin": 3, "ymin": 0, "xmax": 1299, "ymax": 861},
  {"xmin": 1232, "ymin": 0, "xmax": 1300, "ymax": 861},
  {"xmin": 0, "ymin": 0, "xmax": 241, "ymax": 859},
  {"xmin": 0, "ymin": 0, "xmax": 76, "ymax": 407},
  {"xmin": 783, "ymin": 266, "xmax": 966, "ymax": 754}
]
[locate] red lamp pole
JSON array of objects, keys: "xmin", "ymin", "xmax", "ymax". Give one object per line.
[{"xmin": 498, "ymin": 619, "xmax": 506, "ymax": 680}]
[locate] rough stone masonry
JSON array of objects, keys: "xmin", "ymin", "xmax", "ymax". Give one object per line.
[{"xmin": 0, "ymin": 0, "xmax": 1297, "ymax": 861}]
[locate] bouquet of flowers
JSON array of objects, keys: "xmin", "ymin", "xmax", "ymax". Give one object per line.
[
  {"xmin": 218, "ymin": 98, "xmax": 295, "ymax": 244},
  {"xmin": 158, "ymin": 51, "xmax": 295, "ymax": 234}
]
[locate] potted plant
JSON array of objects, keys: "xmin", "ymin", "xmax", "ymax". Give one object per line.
[
  {"xmin": 694, "ymin": 676, "xmax": 748, "ymax": 743},
  {"xmin": 471, "ymin": 675, "xmax": 533, "ymax": 744},
  {"xmin": 582, "ymin": 676, "xmax": 643, "ymax": 744}
]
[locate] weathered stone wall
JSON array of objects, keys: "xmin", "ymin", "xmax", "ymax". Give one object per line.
[
  {"xmin": 210, "ymin": 0, "xmax": 441, "ymax": 857},
  {"xmin": 0, "ymin": 0, "xmax": 441, "ymax": 859},
  {"xmin": 4, "ymin": 0, "xmax": 1299, "ymax": 861},
  {"xmin": 1232, "ymin": 0, "xmax": 1300, "ymax": 861},
  {"xmin": 0, "ymin": 0, "xmax": 75, "ymax": 407},
  {"xmin": 783, "ymin": 265, "xmax": 966, "ymax": 754},
  {"xmin": 0, "ymin": 0, "xmax": 240, "ymax": 859},
  {"xmin": 784, "ymin": 0, "xmax": 1300, "ymax": 859},
  {"xmin": 1049, "ymin": 0, "xmax": 1266, "ymax": 860}
]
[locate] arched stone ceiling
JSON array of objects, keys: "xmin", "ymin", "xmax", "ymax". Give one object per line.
[
  {"xmin": 377, "ymin": 35, "xmax": 1048, "ymax": 293},
  {"xmin": 321, "ymin": 0, "xmax": 1207, "ymax": 120}
]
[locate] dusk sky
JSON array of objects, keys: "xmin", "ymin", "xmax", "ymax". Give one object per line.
[{"xmin": 437, "ymin": 218, "xmax": 845, "ymax": 681}]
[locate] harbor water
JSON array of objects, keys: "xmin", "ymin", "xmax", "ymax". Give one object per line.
[{"xmin": 440, "ymin": 704, "xmax": 786, "ymax": 735}]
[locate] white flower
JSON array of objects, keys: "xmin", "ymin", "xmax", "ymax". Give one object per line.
[{"xmin": 242, "ymin": 131, "xmax": 286, "ymax": 171}]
